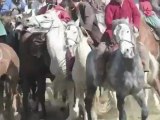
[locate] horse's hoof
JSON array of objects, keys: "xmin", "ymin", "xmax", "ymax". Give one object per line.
[
  {"xmin": 60, "ymin": 106, "xmax": 66, "ymax": 112},
  {"xmin": 39, "ymin": 113, "xmax": 47, "ymax": 120}
]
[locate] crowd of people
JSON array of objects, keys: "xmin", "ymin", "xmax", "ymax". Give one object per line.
[
  {"xmin": 0, "ymin": 0, "xmax": 159, "ymax": 44},
  {"xmin": 0, "ymin": 0, "xmax": 160, "ymax": 80}
]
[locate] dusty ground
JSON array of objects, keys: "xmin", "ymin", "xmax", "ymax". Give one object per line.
[
  {"xmin": 3, "ymin": 78, "xmax": 156, "ymax": 120},
  {"xmin": 26, "ymin": 80, "xmax": 160, "ymax": 120}
]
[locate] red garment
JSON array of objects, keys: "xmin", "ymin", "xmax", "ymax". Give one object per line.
[
  {"xmin": 105, "ymin": 0, "xmax": 140, "ymax": 38},
  {"xmin": 38, "ymin": 5, "xmax": 71, "ymax": 23},
  {"xmin": 139, "ymin": 0, "xmax": 153, "ymax": 16},
  {"xmin": 38, "ymin": 6, "xmax": 48, "ymax": 15},
  {"xmin": 53, "ymin": 5, "xmax": 71, "ymax": 23}
]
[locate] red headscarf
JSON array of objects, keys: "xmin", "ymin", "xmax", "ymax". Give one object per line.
[
  {"xmin": 139, "ymin": 0, "xmax": 153, "ymax": 16},
  {"xmin": 53, "ymin": 5, "xmax": 71, "ymax": 23}
]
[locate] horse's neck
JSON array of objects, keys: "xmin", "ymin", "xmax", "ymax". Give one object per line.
[
  {"xmin": 47, "ymin": 25, "xmax": 66, "ymax": 72},
  {"xmin": 121, "ymin": 51, "xmax": 140, "ymax": 71},
  {"xmin": 76, "ymin": 35, "xmax": 91, "ymax": 65}
]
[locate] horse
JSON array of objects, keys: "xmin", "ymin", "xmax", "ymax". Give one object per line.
[
  {"xmin": 11, "ymin": 27, "xmax": 54, "ymax": 120},
  {"xmin": 0, "ymin": 43, "xmax": 21, "ymax": 120},
  {"xmin": 85, "ymin": 19, "xmax": 148, "ymax": 120},
  {"xmin": 65, "ymin": 20, "xmax": 113, "ymax": 120},
  {"xmin": 0, "ymin": 10, "xmax": 32, "ymax": 55},
  {"xmin": 23, "ymin": 10, "xmax": 77, "ymax": 120}
]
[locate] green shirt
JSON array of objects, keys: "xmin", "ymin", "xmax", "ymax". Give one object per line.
[{"xmin": 0, "ymin": 20, "xmax": 7, "ymax": 36}]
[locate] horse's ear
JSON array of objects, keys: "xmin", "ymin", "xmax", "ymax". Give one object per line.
[
  {"xmin": 75, "ymin": 18, "xmax": 80, "ymax": 27},
  {"xmin": 15, "ymin": 24, "xmax": 24, "ymax": 31},
  {"xmin": 113, "ymin": 25, "xmax": 119, "ymax": 36},
  {"xmin": 125, "ymin": 18, "xmax": 129, "ymax": 23}
]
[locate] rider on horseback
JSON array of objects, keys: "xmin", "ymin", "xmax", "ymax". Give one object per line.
[
  {"xmin": 72, "ymin": 0, "xmax": 102, "ymax": 47},
  {"xmin": 139, "ymin": 0, "xmax": 160, "ymax": 38},
  {"xmin": 95, "ymin": 0, "xmax": 150, "ymax": 85},
  {"xmin": 65, "ymin": 0, "xmax": 103, "ymax": 80}
]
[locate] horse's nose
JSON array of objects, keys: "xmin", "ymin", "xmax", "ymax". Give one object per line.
[
  {"xmin": 125, "ymin": 48, "xmax": 134, "ymax": 58},
  {"xmin": 26, "ymin": 19, "xmax": 30, "ymax": 22}
]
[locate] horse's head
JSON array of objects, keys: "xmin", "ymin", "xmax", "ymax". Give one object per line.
[
  {"xmin": 30, "ymin": 33, "xmax": 47, "ymax": 58},
  {"xmin": 113, "ymin": 18, "xmax": 136, "ymax": 59},
  {"xmin": 23, "ymin": 10, "xmax": 61, "ymax": 28},
  {"xmin": 64, "ymin": 19, "xmax": 86, "ymax": 55}
]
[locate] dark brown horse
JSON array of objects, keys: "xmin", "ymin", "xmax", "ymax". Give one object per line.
[
  {"xmin": 17, "ymin": 30, "xmax": 54, "ymax": 120},
  {"xmin": 0, "ymin": 43, "xmax": 21, "ymax": 120}
]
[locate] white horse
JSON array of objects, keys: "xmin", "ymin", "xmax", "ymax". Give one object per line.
[{"xmin": 65, "ymin": 20, "xmax": 114, "ymax": 120}]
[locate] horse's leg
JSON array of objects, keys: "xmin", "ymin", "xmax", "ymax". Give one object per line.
[
  {"xmin": 37, "ymin": 76, "xmax": 46, "ymax": 119},
  {"xmin": 153, "ymin": 79, "xmax": 160, "ymax": 96},
  {"xmin": 85, "ymin": 86, "xmax": 97, "ymax": 120},
  {"xmin": 151, "ymin": 88, "xmax": 160, "ymax": 110},
  {"xmin": 11, "ymin": 75, "xmax": 23, "ymax": 120},
  {"xmin": 31, "ymin": 80, "xmax": 37, "ymax": 101},
  {"xmin": 22, "ymin": 78, "xmax": 30, "ymax": 120},
  {"xmin": 72, "ymin": 83, "xmax": 81, "ymax": 118},
  {"xmin": 0, "ymin": 79, "xmax": 4, "ymax": 113},
  {"xmin": 66, "ymin": 83, "xmax": 75, "ymax": 120},
  {"xmin": 133, "ymin": 90, "xmax": 148, "ymax": 120},
  {"xmin": 116, "ymin": 94, "xmax": 126, "ymax": 120},
  {"xmin": 29, "ymin": 80, "xmax": 38, "ymax": 112},
  {"xmin": 4, "ymin": 78, "xmax": 13, "ymax": 120},
  {"xmin": 80, "ymin": 97, "xmax": 88, "ymax": 120},
  {"xmin": 144, "ymin": 72, "xmax": 149, "ymax": 106}
]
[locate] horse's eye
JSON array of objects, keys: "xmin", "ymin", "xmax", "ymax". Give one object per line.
[
  {"xmin": 67, "ymin": 27, "xmax": 70, "ymax": 30},
  {"xmin": 44, "ymin": 16, "xmax": 47, "ymax": 18},
  {"xmin": 127, "ymin": 31, "xmax": 129, "ymax": 33}
]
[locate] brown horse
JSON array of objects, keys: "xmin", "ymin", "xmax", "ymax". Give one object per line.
[
  {"xmin": 0, "ymin": 43, "xmax": 21, "ymax": 120},
  {"xmin": 17, "ymin": 30, "xmax": 54, "ymax": 120},
  {"xmin": 138, "ymin": 18, "xmax": 160, "ymax": 98}
]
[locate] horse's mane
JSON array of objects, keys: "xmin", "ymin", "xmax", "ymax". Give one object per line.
[
  {"xmin": 112, "ymin": 19, "xmax": 133, "ymax": 32},
  {"xmin": 67, "ymin": 20, "xmax": 88, "ymax": 42}
]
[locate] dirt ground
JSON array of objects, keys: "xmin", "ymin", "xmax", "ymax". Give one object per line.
[
  {"xmin": 26, "ymin": 80, "xmax": 160, "ymax": 120},
  {"xmin": 3, "ymin": 78, "xmax": 156, "ymax": 120}
]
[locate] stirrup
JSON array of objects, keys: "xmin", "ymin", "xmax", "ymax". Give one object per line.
[{"xmin": 150, "ymin": 27, "xmax": 160, "ymax": 40}]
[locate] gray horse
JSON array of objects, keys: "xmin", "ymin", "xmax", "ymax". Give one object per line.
[{"xmin": 85, "ymin": 19, "xmax": 148, "ymax": 120}]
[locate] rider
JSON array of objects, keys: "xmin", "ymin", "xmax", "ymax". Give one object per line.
[
  {"xmin": 0, "ymin": 0, "xmax": 27, "ymax": 15},
  {"xmin": 37, "ymin": 0, "xmax": 54, "ymax": 14},
  {"xmin": 72, "ymin": 0, "xmax": 102, "ymax": 46},
  {"xmin": 139, "ymin": 0, "xmax": 160, "ymax": 37},
  {"xmin": 95, "ymin": 0, "xmax": 149, "ymax": 85},
  {"xmin": 31, "ymin": 0, "xmax": 46, "ymax": 15},
  {"xmin": 65, "ymin": 0, "xmax": 103, "ymax": 80}
]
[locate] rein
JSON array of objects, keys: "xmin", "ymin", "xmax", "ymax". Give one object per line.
[
  {"xmin": 65, "ymin": 23, "xmax": 83, "ymax": 48},
  {"xmin": 119, "ymin": 39, "xmax": 135, "ymax": 46}
]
